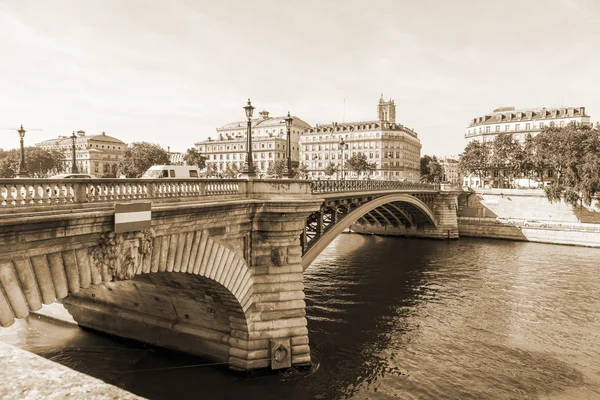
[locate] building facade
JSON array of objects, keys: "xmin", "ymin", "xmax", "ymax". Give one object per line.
[
  {"xmin": 465, "ymin": 106, "xmax": 592, "ymax": 145},
  {"xmin": 36, "ymin": 131, "xmax": 127, "ymax": 177},
  {"xmin": 300, "ymin": 96, "xmax": 421, "ymax": 181},
  {"xmin": 463, "ymin": 106, "xmax": 592, "ymax": 188},
  {"xmin": 439, "ymin": 156, "xmax": 460, "ymax": 185},
  {"xmin": 195, "ymin": 110, "xmax": 311, "ymax": 175},
  {"xmin": 168, "ymin": 151, "xmax": 185, "ymax": 165}
]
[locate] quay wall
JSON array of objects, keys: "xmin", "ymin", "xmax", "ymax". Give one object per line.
[{"xmin": 458, "ymin": 189, "xmax": 600, "ymax": 248}]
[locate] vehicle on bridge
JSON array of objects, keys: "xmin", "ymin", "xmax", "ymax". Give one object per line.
[
  {"xmin": 142, "ymin": 165, "xmax": 200, "ymax": 179},
  {"xmin": 49, "ymin": 174, "xmax": 92, "ymax": 179}
]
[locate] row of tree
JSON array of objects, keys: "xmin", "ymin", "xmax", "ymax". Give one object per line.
[
  {"xmin": 0, "ymin": 147, "xmax": 66, "ymax": 178},
  {"xmin": 459, "ymin": 124, "xmax": 600, "ymax": 207}
]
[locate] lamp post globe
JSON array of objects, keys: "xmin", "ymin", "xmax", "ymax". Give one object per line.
[
  {"xmin": 283, "ymin": 111, "xmax": 294, "ymax": 178},
  {"xmin": 70, "ymin": 131, "xmax": 79, "ymax": 174},
  {"xmin": 241, "ymin": 98, "xmax": 256, "ymax": 178},
  {"xmin": 16, "ymin": 125, "xmax": 29, "ymax": 178}
]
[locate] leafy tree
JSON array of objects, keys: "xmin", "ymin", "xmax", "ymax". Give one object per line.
[
  {"xmin": 459, "ymin": 141, "xmax": 490, "ymax": 186},
  {"xmin": 491, "ymin": 133, "xmax": 521, "ymax": 187},
  {"xmin": 420, "ymin": 155, "xmax": 443, "ymax": 183},
  {"xmin": 0, "ymin": 147, "xmax": 65, "ymax": 178},
  {"xmin": 183, "ymin": 147, "xmax": 207, "ymax": 170},
  {"xmin": 295, "ymin": 163, "xmax": 309, "ymax": 179},
  {"xmin": 345, "ymin": 153, "xmax": 373, "ymax": 178},
  {"xmin": 323, "ymin": 162, "xmax": 338, "ymax": 177},
  {"xmin": 223, "ymin": 163, "xmax": 240, "ymax": 178},
  {"xmin": 203, "ymin": 163, "xmax": 218, "ymax": 178},
  {"xmin": 267, "ymin": 159, "xmax": 286, "ymax": 178},
  {"xmin": 118, "ymin": 142, "xmax": 169, "ymax": 178}
]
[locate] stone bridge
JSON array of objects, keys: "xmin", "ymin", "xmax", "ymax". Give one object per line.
[{"xmin": 0, "ymin": 178, "xmax": 459, "ymax": 371}]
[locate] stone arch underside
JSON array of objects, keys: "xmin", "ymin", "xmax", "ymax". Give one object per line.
[
  {"xmin": 0, "ymin": 229, "xmax": 255, "ymax": 368},
  {"xmin": 302, "ymin": 194, "xmax": 437, "ymax": 270}
]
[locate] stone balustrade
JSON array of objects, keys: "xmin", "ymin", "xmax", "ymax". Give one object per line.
[{"xmin": 0, "ymin": 178, "xmax": 248, "ymax": 209}]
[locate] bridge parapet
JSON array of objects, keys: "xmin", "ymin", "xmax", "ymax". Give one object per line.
[
  {"xmin": 0, "ymin": 178, "xmax": 317, "ymax": 212},
  {"xmin": 310, "ymin": 179, "xmax": 437, "ymax": 194}
]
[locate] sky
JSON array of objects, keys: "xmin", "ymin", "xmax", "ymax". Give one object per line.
[{"xmin": 1, "ymin": 0, "xmax": 599, "ymax": 156}]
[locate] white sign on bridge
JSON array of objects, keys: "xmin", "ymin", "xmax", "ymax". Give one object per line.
[{"xmin": 114, "ymin": 202, "xmax": 151, "ymax": 233}]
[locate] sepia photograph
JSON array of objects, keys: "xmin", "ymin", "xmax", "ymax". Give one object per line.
[{"xmin": 1, "ymin": 0, "xmax": 599, "ymax": 399}]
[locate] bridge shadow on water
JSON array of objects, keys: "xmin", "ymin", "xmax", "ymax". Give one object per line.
[{"xmin": 1, "ymin": 234, "xmax": 448, "ymax": 400}]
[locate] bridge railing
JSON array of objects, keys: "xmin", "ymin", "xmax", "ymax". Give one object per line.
[
  {"xmin": 310, "ymin": 179, "xmax": 437, "ymax": 194},
  {"xmin": 0, "ymin": 178, "xmax": 244, "ymax": 209}
]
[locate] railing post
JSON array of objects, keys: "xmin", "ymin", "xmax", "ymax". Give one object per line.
[
  {"xmin": 147, "ymin": 181, "xmax": 157, "ymax": 199},
  {"xmin": 72, "ymin": 182, "xmax": 86, "ymax": 204}
]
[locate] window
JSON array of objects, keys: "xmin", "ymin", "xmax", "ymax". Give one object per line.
[
  {"xmin": 189, "ymin": 170, "xmax": 198, "ymax": 178},
  {"xmin": 505, "ymin": 125, "xmax": 510, "ymax": 131},
  {"xmin": 559, "ymin": 121, "xmax": 565, "ymax": 127},
  {"xmin": 515, "ymin": 124, "xmax": 520, "ymax": 131},
  {"xmin": 525, "ymin": 123, "xmax": 531, "ymax": 130},
  {"xmin": 169, "ymin": 170, "xmax": 175, "ymax": 177},
  {"xmin": 485, "ymin": 126, "xmax": 490, "ymax": 133},
  {"xmin": 495, "ymin": 126, "xmax": 500, "ymax": 133},
  {"xmin": 550, "ymin": 122, "xmax": 555, "ymax": 127}
]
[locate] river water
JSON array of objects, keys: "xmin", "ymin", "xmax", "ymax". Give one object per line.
[{"xmin": 2, "ymin": 235, "xmax": 600, "ymax": 399}]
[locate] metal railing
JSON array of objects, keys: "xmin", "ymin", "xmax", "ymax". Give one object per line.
[
  {"xmin": 0, "ymin": 178, "xmax": 243, "ymax": 209},
  {"xmin": 458, "ymin": 216, "xmax": 600, "ymax": 232},
  {"xmin": 310, "ymin": 179, "xmax": 437, "ymax": 194}
]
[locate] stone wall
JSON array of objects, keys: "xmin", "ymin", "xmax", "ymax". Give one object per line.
[
  {"xmin": 459, "ymin": 189, "xmax": 600, "ymax": 223},
  {"xmin": 458, "ymin": 218, "xmax": 600, "ymax": 248}
]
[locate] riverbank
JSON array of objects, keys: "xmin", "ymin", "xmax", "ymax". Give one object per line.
[
  {"xmin": 458, "ymin": 217, "xmax": 600, "ymax": 248},
  {"xmin": 0, "ymin": 339, "xmax": 143, "ymax": 399},
  {"xmin": 456, "ymin": 189, "xmax": 600, "ymax": 247}
]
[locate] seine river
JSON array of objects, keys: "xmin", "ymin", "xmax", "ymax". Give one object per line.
[{"xmin": 2, "ymin": 235, "xmax": 600, "ymax": 399}]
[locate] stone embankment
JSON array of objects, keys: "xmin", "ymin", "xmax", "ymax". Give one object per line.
[
  {"xmin": 0, "ymin": 340, "xmax": 143, "ymax": 400},
  {"xmin": 458, "ymin": 189, "xmax": 600, "ymax": 247}
]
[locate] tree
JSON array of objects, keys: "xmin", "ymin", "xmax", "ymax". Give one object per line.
[
  {"xmin": 420, "ymin": 155, "xmax": 443, "ymax": 183},
  {"xmin": 295, "ymin": 163, "xmax": 309, "ymax": 179},
  {"xmin": 0, "ymin": 147, "xmax": 65, "ymax": 178},
  {"xmin": 118, "ymin": 142, "xmax": 169, "ymax": 178},
  {"xmin": 459, "ymin": 141, "xmax": 490, "ymax": 186},
  {"xmin": 267, "ymin": 159, "xmax": 286, "ymax": 178},
  {"xmin": 203, "ymin": 163, "xmax": 218, "ymax": 178},
  {"xmin": 323, "ymin": 162, "xmax": 338, "ymax": 178},
  {"xmin": 345, "ymin": 153, "xmax": 372, "ymax": 178},
  {"xmin": 184, "ymin": 147, "xmax": 207, "ymax": 170},
  {"xmin": 223, "ymin": 163, "xmax": 240, "ymax": 178},
  {"xmin": 491, "ymin": 133, "xmax": 521, "ymax": 187}
]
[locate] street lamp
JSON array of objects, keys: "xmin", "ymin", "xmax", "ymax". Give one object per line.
[
  {"xmin": 339, "ymin": 137, "xmax": 347, "ymax": 181},
  {"xmin": 387, "ymin": 152, "xmax": 393, "ymax": 181},
  {"xmin": 70, "ymin": 131, "xmax": 79, "ymax": 174},
  {"xmin": 283, "ymin": 111, "xmax": 294, "ymax": 178},
  {"xmin": 241, "ymin": 98, "xmax": 256, "ymax": 178},
  {"xmin": 17, "ymin": 125, "xmax": 29, "ymax": 178}
]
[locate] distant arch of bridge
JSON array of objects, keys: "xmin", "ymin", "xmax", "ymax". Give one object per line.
[{"xmin": 301, "ymin": 193, "xmax": 437, "ymax": 270}]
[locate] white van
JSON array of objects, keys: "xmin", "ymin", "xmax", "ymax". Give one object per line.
[{"xmin": 142, "ymin": 165, "xmax": 200, "ymax": 179}]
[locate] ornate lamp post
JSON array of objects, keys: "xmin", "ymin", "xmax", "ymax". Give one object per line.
[
  {"xmin": 16, "ymin": 125, "xmax": 29, "ymax": 178},
  {"xmin": 241, "ymin": 98, "xmax": 256, "ymax": 178},
  {"xmin": 387, "ymin": 152, "xmax": 393, "ymax": 180},
  {"xmin": 339, "ymin": 137, "xmax": 347, "ymax": 181},
  {"xmin": 283, "ymin": 111, "xmax": 294, "ymax": 178},
  {"xmin": 70, "ymin": 131, "xmax": 79, "ymax": 173}
]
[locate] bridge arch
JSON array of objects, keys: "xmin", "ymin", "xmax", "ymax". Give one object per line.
[
  {"xmin": 302, "ymin": 194, "xmax": 437, "ymax": 270},
  {"xmin": 0, "ymin": 229, "xmax": 254, "ymax": 367}
]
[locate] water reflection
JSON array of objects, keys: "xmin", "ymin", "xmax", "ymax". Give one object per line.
[{"xmin": 1, "ymin": 236, "xmax": 600, "ymax": 399}]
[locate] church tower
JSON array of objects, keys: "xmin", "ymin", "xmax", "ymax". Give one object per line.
[{"xmin": 377, "ymin": 94, "xmax": 396, "ymax": 123}]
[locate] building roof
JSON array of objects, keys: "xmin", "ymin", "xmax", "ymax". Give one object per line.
[
  {"xmin": 305, "ymin": 120, "xmax": 418, "ymax": 138},
  {"xmin": 218, "ymin": 115, "xmax": 312, "ymax": 131},
  {"xmin": 36, "ymin": 132, "xmax": 126, "ymax": 146},
  {"xmin": 469, "ymin": 106, "xmax": 589, "ymax": 127}
]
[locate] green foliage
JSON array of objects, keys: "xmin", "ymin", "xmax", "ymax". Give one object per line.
[
  {"xmin": 295, "ymin": 163, "xmax": 309, "ymax": 179},
  {"xmin": 0, "ymin": 147, "xmax": 65, "ymax": 178},
  {"xmin": 345, "ymin": 153, "xmax": 375, "ymax": 178},
  {"xmin": 267, "ymin": 159, "xmax": 287, "ymax": 178},
  {"xmin": 323, "ymin": 162, "xmax": 338, "ymax": 177},
  {"xmin": 223, "ymin": 163, "xmax": 240, "ymax": 178},
  {"xmin": 459, "ymin": 141, "xmax": 490, "ymax": 182},
  {"xmin": 118, "ymin": 142, "xmax": 169, "ymax": 178},
  {"xmin": 183, "ymin": 147, "xmax": 207, "ymax": 170},
  {"xmin": 420, "ymin": 155, "xmax": 443, "ymax": 183}
]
